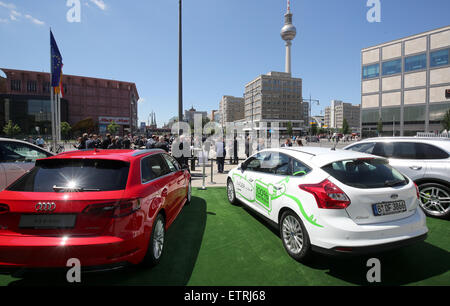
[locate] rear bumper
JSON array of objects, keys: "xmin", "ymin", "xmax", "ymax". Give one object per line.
[
  {"xmin": 312, "ymin": 233, "xmax": 428, "ymax": 256},
  {"xmin": 308, "ymin": 208, "xmax": 429, "ymax": 254},
  {"xmin": 0, "ymin": 234, "xmax": 146, "ymax": 270}
]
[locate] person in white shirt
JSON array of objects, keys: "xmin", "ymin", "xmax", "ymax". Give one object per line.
[
  {"xmin": 215, "ymin": 138, "xmax": 225, "ymax": 173},
  {"xmin": 36, "ymin": 136, "xmax": 45, "ymax": 148}
]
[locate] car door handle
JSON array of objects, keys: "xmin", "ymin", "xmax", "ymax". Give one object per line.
[
  {"xmin": 410, "ymin": 166, "xmax": 422, "ymax": 171},
  {"xmin": 161, "ymin": 189, "xmax": 168, "ymax": 198}
]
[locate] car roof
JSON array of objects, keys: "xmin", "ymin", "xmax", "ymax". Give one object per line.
[
  {"xmin": 43, "ymin": 149, "xmax": 166, "ymax": 162},
  {"xmin": 262, "ymin": 147, "xmax": 381, "ymax": 167},
  {"xmin": 350, "ymin": 137, "xmax": 450, "ymax": 152},
  {"xmin": 0, "ymin": 138, "xmax": 54, "ymax": 155},
  {"xmin": 362, "ymin": 137, "xmax": 450, "ymax": 142}
]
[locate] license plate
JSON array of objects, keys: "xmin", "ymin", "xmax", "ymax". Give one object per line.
[
  {"xmin": 372, "ymin": 200, "xmax": 407, "ymax": 216},
  {"xmin": 19, "ymin": 215, "xmax": 77, "ymax": 229}
]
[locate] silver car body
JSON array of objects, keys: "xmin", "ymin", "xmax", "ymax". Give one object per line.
[
  {"xmin": 0, "ymin": 138, "xmax": 54, "ymax": 190},
  {"xmin": 344, "ymin": 137, "xmax": 450, "ymax": 184},
  {"xmin": 344, "ymin": 137, "xmax": 450, "ymax": 218}
]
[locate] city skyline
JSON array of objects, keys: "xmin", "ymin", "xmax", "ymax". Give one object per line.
[{"xmin": 1, "ymin": 0, "xmax": 449, "ymax": 127}]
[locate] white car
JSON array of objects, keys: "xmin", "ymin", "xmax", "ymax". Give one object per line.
[
  {"xmin": 0, "ymin": 138, "xmax": 54, "ymax": 190},
  {"xmin": 227, "ymin": 147, "xmax": 428, "ymax": 261},
  {"xmin": 344, "ymin": 137, "xmax": 450, "ymax": 219}
]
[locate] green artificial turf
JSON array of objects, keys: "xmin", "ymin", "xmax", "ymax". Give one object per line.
[{"xmin": 0, "ymin": 187, "xmax": 449, "ymax": 286}]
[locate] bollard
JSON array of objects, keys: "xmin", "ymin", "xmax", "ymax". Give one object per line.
[
  {"xmin": 210, "ymin": 158, "xmax": 216, "ymax": 184},
  {"xmin": 191, "ymin": 157, "xmax": 196, "ymax": 171},
  {"xmin": 198, "ymin": 161, "xmax": 207, "ymax": 190}
]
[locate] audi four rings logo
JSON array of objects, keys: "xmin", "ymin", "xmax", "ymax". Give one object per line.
[{"xmin": 35, "ymin": 202, "xmax": 56, "ymax": 212}]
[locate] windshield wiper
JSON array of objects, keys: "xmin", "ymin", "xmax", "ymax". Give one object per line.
[
  {"xmin": 384, "ymin": 179, "xmax": 406, "ymax": 187},
  {"xmin": 53, "ymin": 186, "xmax": 101, "ymax": 192}
]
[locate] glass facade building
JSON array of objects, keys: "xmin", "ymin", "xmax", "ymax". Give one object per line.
[
  {"xmin": 0, "ymin": 95, "xmax": 68, "ymax": 136},
  {"xmin": 361, "ymin": 26, "xmax": 450, "ymax": 137}
]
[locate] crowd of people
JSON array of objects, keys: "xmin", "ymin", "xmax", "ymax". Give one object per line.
[
  {"xmin": 66, "ymin": 132, "xmax": 359, "ymax": 174},
  {"xmin": 72, "ymin": 133, "xmax": 175, "ymax": 151}
]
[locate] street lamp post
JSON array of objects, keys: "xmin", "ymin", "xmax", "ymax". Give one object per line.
[{"xmin": 178, "ymin": 0, "xmax": 183, "ymax": 134}]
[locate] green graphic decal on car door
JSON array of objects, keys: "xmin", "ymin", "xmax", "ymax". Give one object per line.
[{"xmin": 232, "ymin": 173, "xmax": 323, "ymax": 228}]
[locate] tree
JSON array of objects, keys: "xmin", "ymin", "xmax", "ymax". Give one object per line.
[
  {"xmin": 107, "ymin": 121, "xmax": 120, "ymax": 135},
  {"xmin": 311, "ymin": 124, "xmax": 318, "ymax": 136},
  {"xmin": 341, "ymin": 118, "xmax": 350, "ymax": 135},
  {"xmin": 442, "ymin": 109, "xmax": 450, "ymax": 131},
  {"xmin": 61, "ymin": 122, "xmax": 71, "ymax": 140},
  {"xmin": 286, "ymin": 121, "xmax": 293, "ymax": 137},
  {"xmin": 377, "ymin": 118, "xmax": 383, "ymax": 136},
  {"xmin": 3, "ymin": 120, "xmax": 21, "ymax": 137}
]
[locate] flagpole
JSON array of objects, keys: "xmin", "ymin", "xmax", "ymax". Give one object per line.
[
  {"xmin": 57, "ymin": 92, "xmax": 61, "ymax": 142},
  {"xmin": 50, "ymin": 29, "xmax": 57, "ymax": 152}
]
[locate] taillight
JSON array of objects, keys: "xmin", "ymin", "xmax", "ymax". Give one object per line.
[
  {"xmin": 299, "ymin": 179, "xmax": 351, "ymax": 209},
  {"xmin": 414, "ymin": 183, "xmax": 420, "ymax": 200},
  {"xmin": 82, "ymin": 199, "xmax": 141, "ymax": 218},
  {"xmin": 0, "ymin": 204, "xmax": 9, "ymax": 215}
]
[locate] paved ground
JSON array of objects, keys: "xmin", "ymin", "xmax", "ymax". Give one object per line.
[{"xmin": 1, "ymin": 188, "xmax": 448, "ymax": 286}]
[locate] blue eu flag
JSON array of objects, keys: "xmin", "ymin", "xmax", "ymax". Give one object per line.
[{"xmin": 50, "ymin": 31, "xmax": 63, "ymax": 88}]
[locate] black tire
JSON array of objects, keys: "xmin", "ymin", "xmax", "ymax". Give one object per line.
[
  {"xmin": 227, "ymin": 179, "xmax": 238, "ymax": 205},
  {"xmin": 142, "ymin": 213, "xmax": 166, "ymax": 267},
  {"xmin": 185, "ymin": 180, "xmax": 192, "ymax": 205},
  {"xmin": 279, "ymin": 210, "xmax": 312, "ymax": 262},
  {"xmin": 418, "ymin": 183, "xmax": 450, "ymax": 219}
]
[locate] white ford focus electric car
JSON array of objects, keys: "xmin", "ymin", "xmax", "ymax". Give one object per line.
[{"xmin": 227, "ymin": 147, "xmax": 428, "ymax": 261}]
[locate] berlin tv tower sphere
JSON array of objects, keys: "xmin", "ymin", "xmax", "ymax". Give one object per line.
[{"xmin": 281, "ymin": 23, "xmax": 297, "ymax": 41}]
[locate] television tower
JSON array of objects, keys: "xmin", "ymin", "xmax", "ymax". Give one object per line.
[{"xmin": 280, "ymin": 0, "xmax": 297, "ymax": 74}]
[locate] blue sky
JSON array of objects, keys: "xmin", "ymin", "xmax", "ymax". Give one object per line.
[{"xmin": 0, "ymin": 0, "xmax": 449, "ymax": 126}]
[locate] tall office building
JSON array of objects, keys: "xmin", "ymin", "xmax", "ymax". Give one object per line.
[
  {"xmin": 244, "ymin": 71, "xmax": 303, "ymax": 135},
  {"xmin": 219, "ymin": 95, "xmax": 244, "ymax": 126},
  {"xmin": 184, "ymin": 107, "xmax": 207, "ymax": 126},
  {"xmin": 324, "ymin": 100, "xmax": 361, "ymax": 131},
  {"xmin": 361, "ymin": 26, "xmax": 450, "ymax": 137}
]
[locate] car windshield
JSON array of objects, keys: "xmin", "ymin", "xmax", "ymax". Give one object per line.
[
  {"xmin": 7, "ymin": 159, "xmax": 130, "ymax": 192},
  {"xmin": 321, "ymin": 158, "xmax": 408, "ymax": 189}
]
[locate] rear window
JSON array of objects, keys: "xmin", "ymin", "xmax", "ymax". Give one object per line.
[
  {"xmin": 321, "ymin": 158, "xmax": 408, "ymax": 189},
  {"xmin": 7, "ymin": 159, "xmax": 130, "ymax": 192}
]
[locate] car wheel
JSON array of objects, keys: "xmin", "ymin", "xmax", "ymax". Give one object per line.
[
  {"xmin": 418, "ymin": 183, "xmax": 450, "ymax": 219},
  {"xmin": 280, "ymin": 211, "xmax": 312, "ymax": 262},
  {"xmin": 227, "ymin": 179, "xmax": 238, "ymax": 205},
  {"xmin": 142, "ymin": 214, "xmax": 166, "ymax": 267},
  {"xmin": 185, "ymin": 180, "xmax": 192, "ymax": 205}
]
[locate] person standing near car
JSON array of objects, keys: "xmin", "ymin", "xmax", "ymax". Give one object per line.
[
  {"xmin": 86, "ymin": 134, "xmax": 96, "ymax": 149},
  {"xmin": 245, "ymin": 136, "xmax": 251, "ymax": 158},
  {"xmin": 154, "ymin": 136, "xmax": 169, "ymax": 152},
  {"xmin": 215, "ymin": 137, "xmax": 226, "ymax": 173},
  {"xmin": 101, "ymin": 134, "xmax": 112, "ymax": 149},
  {"xmin": 233, "ymin": 136, "xmax": 239, "ymax": 164},
  {"xmin": 36, "ymin": 136, "xmax": 45, "ymax": 148},
  {"xmin": 122, "ymin": 135, "xmax": 131, "ymax": 149},
  {"xmin": 146, "ymin": 135, "xmax": 156, "ymax": 149}
]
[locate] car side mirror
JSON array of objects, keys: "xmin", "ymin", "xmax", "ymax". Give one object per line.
[{"xmin": 239, "ymin": 163, "xmax": 246, "ymax": 172}]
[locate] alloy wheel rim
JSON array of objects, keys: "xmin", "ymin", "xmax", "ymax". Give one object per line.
[
  {"xmin": 282, "ymin": 216, "xmax": 304, "ymax": 254},
  {"xmin": 153, "ymin": 219, "xmax": 164, "ymax": 259},
  {"xmin": 228, "ymin": 182, "xmax": 234, "ymax": 201},
  {"xmin": 419, "ymin": 186, "xmax": 450, "ymax": 216}
]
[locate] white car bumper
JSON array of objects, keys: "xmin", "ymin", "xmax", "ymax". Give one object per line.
[{"xmin": 309, "ymin": 208, "xmax": 428, "ymax": 254}]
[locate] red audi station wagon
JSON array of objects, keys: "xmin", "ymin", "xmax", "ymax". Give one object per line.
[{"xmin": 0, "ymin": 149, "xmax": 191, "ymax": 272}]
